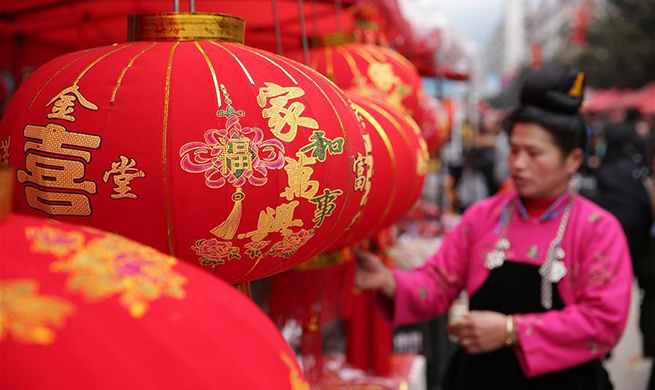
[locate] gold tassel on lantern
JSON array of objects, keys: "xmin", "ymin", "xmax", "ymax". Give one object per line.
[{"xmin": 211, "ymin": 187, "xmax": 244, "ymax": 239}]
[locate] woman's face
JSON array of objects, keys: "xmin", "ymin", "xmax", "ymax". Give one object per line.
[{"xmin": 509, "ymin": 122, "xmax": 583, "ymax": 200}]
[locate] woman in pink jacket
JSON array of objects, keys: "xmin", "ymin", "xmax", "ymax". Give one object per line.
[{"xmin": 356, "ymin": 64, "xmax": 632, "ymax": 389}]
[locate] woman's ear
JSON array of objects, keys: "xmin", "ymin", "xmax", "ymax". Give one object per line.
[{"xmin": 566, "ymin": 148, "xmax": 585, "ymax": 174}]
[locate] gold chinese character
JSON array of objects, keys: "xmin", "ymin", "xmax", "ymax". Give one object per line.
[
  {"xmin": 17, "ymin": 123, "xmax": 100, "ymax": 216},
  {"xmin": 46, "ymin": 84, "xmax": 98, "ymax": 122},
  {"xmin": 256, "ymin": 82, "xmax": 319, "ymax": 142},
  {"xmin": 222, "ymin": 136, "xmax": 252, "ymax": 175},
  {"xmin": 102, "ymin": 155, "xmax": 146, "ymax": 199},
  {"xmin": 18, "ymin": 155, "xmax": 96, "ymax": 194},
  {"xmin": 310, "ymin": 188, "xmax": 343, "ymax": 228},
  {"xmin": 238, "ymin": 201, "xmax": 303, "ymax": 242},
  {"xmin": 280, "ymin": 152, "xmax": 319, "ymax": 201},
  {"xmin": 352, "ymin": 134, "xmax": 373, "ymax": 206},
  {"xmin": 0, "ymin": 136, "xmax": 9, "ymax": 166},
  {"xmin": 24, "ymin": 186, "xmax": 92, "ymax": 216},
  {"xmin": 23, "ymin": 123, "xmax": 101, "ymax": 163}
]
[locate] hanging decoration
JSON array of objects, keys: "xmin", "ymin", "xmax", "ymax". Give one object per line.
[{"xmin": 0, "ymin": 13, "xmax": 370, "ymax": 283}]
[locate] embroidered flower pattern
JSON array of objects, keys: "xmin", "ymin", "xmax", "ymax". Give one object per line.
[
  {"xmin": 0, "ymin": 279, "xmax": 75, "ymax": 344},
  {"xmin": 269, "ymin": 229, "xmax": 314, "ymax": 259},
  {"xmin": 191, "ymin": 238, "xmax": 241, "ymax": 268},
  {"xmin": 26, "ymin": 225, "xmax": 187, "ymax": 319},
  {"xmin": 26, "ymin": 225, "xmax": 84, "ymax": 257}
]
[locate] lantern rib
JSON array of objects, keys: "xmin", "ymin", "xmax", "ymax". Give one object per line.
[
  {"xmin": 352, "ymin": 102, "xmax": 397, "ymax": 230},
  {"xmin": 162, "ymin": 42, "xmax": 180, "ymax": 257},
  {"xmin": 367, "ymin": 100, "xmax": 414, "ymax": 163},
  {"xmin": 110, "ymin": 43, "xmax": 157, "ymax": 105},
  {"xmin": 337, "ymin": 47, "xmax": 363, "ymax": 79},
  {"xmin": 233, "ymin": 45, "xmax": 298, "ymax": 85},
  {"xmin": 258, "ymin": 57, "xmax": 354, "ymax": 279},
  {"xmin": 207, "ymin": 41, "xmax": 255, "ymax": 85},
  {"xmin": 360, "ymin": 45, "xmax": 387, "ymax": 63},
  {"xmin": 325, "ymin": 46, "xmax": 334, "ymax": 80},
  {"xmin": 194, "ymin": 41, "xmax": 222, "ymax": 109},
  {"xmin": 28, "ymin": 47, "xmax": 100, "ymax": 110},
  {"xmin": 352, "ymin": 47, "xmax": 377, "ymax": 65},
  {"xmin": 74, "ymin": 44, "xmax": 133, "ymax": 86}
]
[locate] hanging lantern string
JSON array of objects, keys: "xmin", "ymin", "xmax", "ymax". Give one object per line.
[
  {"xmin": 298, "ymin": 0, "xmax": 310, "ymax": 65},
  {"xmin": 272, "ymin": 0, "xmax": 284, "ymax": 55},
  {"xmin": 335, "ymin": 0, "xmax": 343, "ymax": 32}
]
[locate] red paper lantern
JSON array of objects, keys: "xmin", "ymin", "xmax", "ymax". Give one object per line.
[
  {"xmin": 336, "ymin": 93, "xmax": 428, "ymax": 246},
  {"xmin": 296, "ymin": 37, "xmax": 425, "ymax": 127},
  {"xmin": 0, "ymin": 13, "xmax": 371, "ymax": 283},
  {"xmin": 0, "ymin": 209, "xmax": 308, "ymax": 389}
]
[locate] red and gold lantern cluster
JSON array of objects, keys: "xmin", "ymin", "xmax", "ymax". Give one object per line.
[
  {"xmin": 298, "ymin": 34, "xmax": 425, "ymax": 127},
  {"xmin": 0, "ymin": 13, "xmax": 373, "ymax": 283},
  {"xmin": 0, "ymin": 193, "xmax": 308, "ymax": 389}
]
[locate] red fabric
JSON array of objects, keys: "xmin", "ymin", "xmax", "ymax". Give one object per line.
[
  {"xmin": 0, "ymin": 1, "xmax": 357, "ymax": 71},
  {"xmin": 345, "ymin": 252, "xmax": 393, "ymax": 376},
  {"xmin": 1, "ymin": 41, "xmax": 369, "ymax": 283},
  {"xmin": 0, "ymin": 213, "xmax": 307, "ymax": 390},
  {"xmin": 335, "ymin": 94, "xmax": 428, "ymax": 248},
  {"xmin": 269, "ymin": 252, "xmax": 356, "ymax": 327},
  {"xmin": 523, "ymin": 194, "xmax": 560, "ymax": 218}
]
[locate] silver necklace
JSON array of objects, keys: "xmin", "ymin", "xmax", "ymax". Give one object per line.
[{"xmin": 485, "ymin": 191, "xmax": 577, "ymax": 309}]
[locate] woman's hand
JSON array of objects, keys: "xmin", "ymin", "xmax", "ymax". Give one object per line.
[
  {"xmin": 354, "ymin": 250, "xmax": 396, "ymax": 298},
  {"xmin": 446, "ymin": 310, "xmax": 517, "ymax": 354}
]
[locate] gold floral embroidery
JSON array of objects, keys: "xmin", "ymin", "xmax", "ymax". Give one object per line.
[
  {"xmin": 26, "ymin": 225, "xmax": 186, "ymax": 318},
  {"xmin": 0, "ymin": 279, "xmax": 75, "ymax": 344},
  {"xmin": 191, "ymin": 238, "xmax": 241, "ymax": 269},
  {"xmin": 26, "ymin": 225, "xmax": 85, "ymax": 257},
  {"xmin": 50, "ymin": 234, "xmax": 187, "ymax": 318}
]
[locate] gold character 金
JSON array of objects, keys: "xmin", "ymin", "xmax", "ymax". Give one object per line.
[
  {"xmin": 102, "ymin": 156, "xmax": 146, "ymax": 199},
  {"xmin": 256, "ymin": 82, "xmax": 319, "ymax": 142},
  {"xmin": 46, "ymin": 84, "xmax": 98, "ymax": 122}
]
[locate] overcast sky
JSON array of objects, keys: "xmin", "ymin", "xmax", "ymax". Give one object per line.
[{"xmin": 399, "ymin": 0, "xmax": 505, "ymax": 48}]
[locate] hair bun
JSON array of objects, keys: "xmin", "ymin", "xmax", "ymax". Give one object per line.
[{"xmin": 520, "ymin": 64, "xmax": 585, "ymax": 115}]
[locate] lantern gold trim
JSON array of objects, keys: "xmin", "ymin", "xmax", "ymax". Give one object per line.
[
  {"xmin": 128, "ymin": 13, "xmax": 245, "ymax": 43},
  {"xmin": 307, "ymin": 31, "xmax": 356, "ymax": 48}
]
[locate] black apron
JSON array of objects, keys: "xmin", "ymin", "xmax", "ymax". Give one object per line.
[{"xmin": 443, "ymin": 261, "xmax": 613, "ymax": 390}]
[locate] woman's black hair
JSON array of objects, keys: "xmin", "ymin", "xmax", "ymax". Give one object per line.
[{"xmin": 505, "ymin": 64, "xmax": 588, "ymax": 156}]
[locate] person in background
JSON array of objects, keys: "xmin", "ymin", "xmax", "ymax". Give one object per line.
[{"xmin": 355, "ymin": 64, "xmax": 632, "ymax": 389}]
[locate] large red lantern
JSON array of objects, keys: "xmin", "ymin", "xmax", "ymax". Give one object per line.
[
  {"xmin": 0, "ymin": 190, "xmax": 308, "ymax": 388},
  {"xmin": 0, "ymin": 13, "xmax": 371, "ymax": 283},
  {"xmin": 336, "ymin": 93, "xmax": 428, "ymax": 246},
  {"xmin": 296, "ymin": 34, "xmax": 425, "ymax": 127}
]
